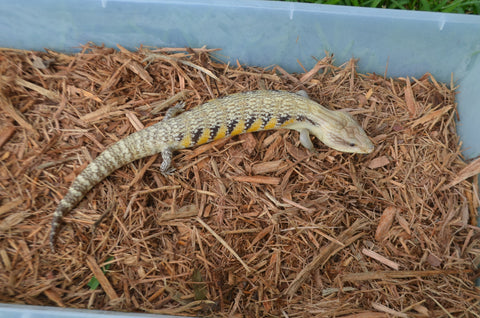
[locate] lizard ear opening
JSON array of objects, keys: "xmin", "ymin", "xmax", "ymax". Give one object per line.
[{"xmin": 330, "ymin": 111, "xmax": 356, "ymax": 131}]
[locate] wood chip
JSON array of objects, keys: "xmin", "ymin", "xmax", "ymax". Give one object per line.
[
  {"xmin": 341, "ymin": 269, "xmax": 473, "ymax": 282},
  {"xmin": 372, "ymin": 302, "xmax": 408, "ymax": 318},
  {"xmin": 230, "ymin": 175, "xmax": 281, "ymax": 185},
  {"xmin": 299, "ymin": 56, "xmax": 329, "ymax": 83},
  {"xmin": 0, "ymin": 126, "xmax": 15, "ymax": 148},
  {"xmin": 0, "ymin": 198, "xmax": 22, "ymax": 216},
  {"xmin": 404, "ymin": 77, "xmax": 417, "ymax": 117},
  {"xmin": 375, "ymin": 206, "xmax": 398, "ymax": 241},
  {"xmin": 410, "ymin": 105, "xmax": 452, "ymax": 128},
  {"xmin": 44, "ymin": 289, "xmax": 66, "ymax": 307},
  {"xmin": 427, "ymin": 253, "xmax": 442, "ymax": 267},
  {"xmin": 252, "ymin": 160, "xmax": 285, "ymax": 174},
  {"xmin": 0, "ymin": 92, "xmax": 36, "ymax": 134},
  {"xmin": 362, "ymin": 248, "xmax": 400, "ymax": 270},
  {"xmin": 369, "ymin": 156, "xmax": 390, "ymax": 169},
  {"xmin": 85, "ymin": 255, "xmax": 119, "ymax": 301},
  {"xmin": 442, "ymin": 156, "xmax": 480, "ymax": 190},
  {"xmin": 12, "ymin": 77, "xmax": 60, "ymax": 101}
]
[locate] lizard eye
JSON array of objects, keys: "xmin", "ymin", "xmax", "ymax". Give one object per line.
[{"xmin": 349, "ymin": 143, "xmax": 356, "ymax": 147}]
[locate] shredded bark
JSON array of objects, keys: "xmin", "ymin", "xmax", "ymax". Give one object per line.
[{"xmin": 0, "ymin": 43, "xmax": 479, "ymax": 317}]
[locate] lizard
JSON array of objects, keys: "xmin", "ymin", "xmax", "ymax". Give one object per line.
[{"xmin": 49, "ymin": 90, "xmax": 374, "ymax": 251}]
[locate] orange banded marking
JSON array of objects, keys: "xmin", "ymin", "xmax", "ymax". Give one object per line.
[
  {"xmin": 180, "ymin": 133, "xmax": 192, "ymax": 148},
  {"xmin": 246, "ymin": 118, "xmax": 263, "ymax": 132},
  {"xmin": 213, "ymin": 125, "xmax": 228, "ymax": 140},
  {"xmin": 196, "ymin": 128, "xmax": 211, "ymax": 145},
  {"xmin": 280, "ymin": 117, "xmax": 296, "ymax": 127},
  {"xmin": 263, "ymin": 117, "xmax": 278, "ymax": 130},
  {"xmin": 230, "ymin": 119, "xmax": 245, "ymax": 136}
]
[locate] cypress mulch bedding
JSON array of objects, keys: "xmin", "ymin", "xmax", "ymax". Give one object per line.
[{"xmin": 0, "ymin": 43, "xmax": 479, "ymax": 317}]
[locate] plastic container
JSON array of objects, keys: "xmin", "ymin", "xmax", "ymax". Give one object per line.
[{"xmin": 0, "ymin": 0, "xmax": 479, "ymax": 316}]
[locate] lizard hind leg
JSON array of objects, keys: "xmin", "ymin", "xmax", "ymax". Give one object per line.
[
  {"xmin": 158, "ymin": 102, "xmax": 186, "ymax": 175},
  {"xmin": 160, "ymin": 147, "xmax": 176, "ymax": 175}
]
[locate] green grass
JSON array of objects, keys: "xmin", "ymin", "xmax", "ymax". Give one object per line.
[{"xmin": 280, "ymin": 0, "xmax": 480, "ymax": 14}]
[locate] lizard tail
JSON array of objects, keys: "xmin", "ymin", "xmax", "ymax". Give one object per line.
[{"xmin": 49, "ymin": 130, "xmax": 162, "ymax": 251}]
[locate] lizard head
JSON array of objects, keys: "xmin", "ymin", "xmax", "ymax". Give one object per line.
[
  {"xmin": 305, "ymin": 110, "xmax": 374, "ymax": 154},
  {"xmin": 320, "ymin": 111, "xmax": 374, "ymax": 154}
]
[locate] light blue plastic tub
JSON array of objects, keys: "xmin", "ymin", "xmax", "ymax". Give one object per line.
[{"xmin": 0, "ymin": 0, "xmax": 479, "ymax": 317}]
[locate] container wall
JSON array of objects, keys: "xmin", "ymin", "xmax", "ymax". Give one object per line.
[{"xmin": 0, "ymin": 303, "xmax": 179, "ymax": 318}]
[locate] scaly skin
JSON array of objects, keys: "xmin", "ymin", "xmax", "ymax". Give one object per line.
[{"xmin": 50, "ymin": 90, "xmax": 374, "ymax": 251}]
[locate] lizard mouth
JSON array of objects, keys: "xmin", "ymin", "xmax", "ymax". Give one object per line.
[{"xmin": 360, "ymin": 142, "xmax": 375, "ymax": 154}]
